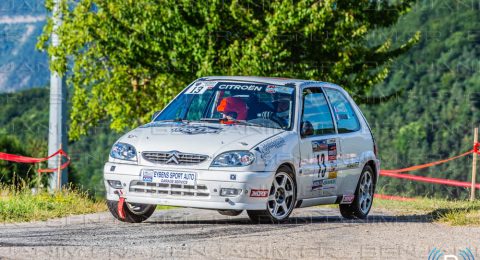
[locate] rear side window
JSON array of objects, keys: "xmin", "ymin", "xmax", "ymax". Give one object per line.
[
  {"xmin": 324, "ymin": 88, "xmax": 360, "ymax": 133},
  {"xmin": 301, "ymin": 88, "xmax": 335, "ymax": 135}
]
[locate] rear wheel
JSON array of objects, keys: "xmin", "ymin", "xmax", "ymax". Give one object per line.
[
  {"xmin": 107, "ymin": 200, "xmax": 156, "ymax": 223},
  {"xmin": 247, "ymin": 166, "xmax": 296, "ymax": 223},
  {"xmin": 339, "ymin": 165, "xmax": 375, "ymax": 219}
]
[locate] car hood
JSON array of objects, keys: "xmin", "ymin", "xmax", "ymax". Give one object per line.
[{"xmin": 117, "ymin": 121, "xmax": 284, "ymax": 157}]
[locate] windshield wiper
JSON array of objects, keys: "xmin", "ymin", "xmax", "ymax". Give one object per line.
[
  {"xmin": 154, "ymin": 118, "xmax": 190, "ymax": 123},
  {"xmin": 199, "ymin": 118, "xmax": 266, "ymax": 127},
  {"xmin": 232, "ymin": 120, "xmax": 264, "ymax": 127},
  {"xmin": 199, "ymin": 118, "xmax": 221, "ymax": 122}
]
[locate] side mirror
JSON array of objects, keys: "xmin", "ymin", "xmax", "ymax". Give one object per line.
[
  {"xmin": 300, "ymin": 121, "xmax": 314, "ymax": 137},
  {"xmin": 151, "ymin": 111, "xmax": 161, "ymax": 121}
]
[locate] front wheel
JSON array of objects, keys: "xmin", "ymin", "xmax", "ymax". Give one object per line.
[
  {"xmin": 107, "ymin": 200, "xmax": 156, "ymax": 223},
  {"xmin": 339, "ymin": 165, "xmax": 375, "ymax": 219},
  {"xmin": 247, "ymin": 166, "xmax": 296, "ymax": 223}
]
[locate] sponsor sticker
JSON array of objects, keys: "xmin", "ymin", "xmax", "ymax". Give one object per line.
[
  {"xmin": 321, "ymin": 179, "xmax": 336, "ymax": 190},
  {"xmin": 171, "ymin": 125, "xmax": 222, "ymax": 135},
  {"xmin": 143, "ymin": 172, "xmax": 153, "ymax": 183},
  {"xmin": 312, "ymin": 178, "xmax": 336, "ymax": 191},
  {"xmin": 217, "ymin": 82, "xmax": 264, "ymax": 92},
  {"xmin": 254, "ymin": 137, "xmax": 286, "ymax": 164},
  {"xmin": 275, "ymin": 86, "xmax": 294, "ymax": 94},
  {"xmin": 312, "ymin": 140, "xmax": 328, "ymax": 152},
  {"xmin": 328, "ymin": 171, "xmax": 337, "ymax": 179},
  {"xmin": 312, "ymin": 180, "xmax": 323, "ymax": 191},
  {"xmin": 205, "ymin": 81, "xmax": 218, "ymax": 89},
  {"xmin": 266, "ymin": 85, "xmax": 276, "ymax": 93},
  {"xmin": 142, "ymin": 169, "xmax": 196, "ymax": 185},
  {"xmin": 327, "ymin": 140, "xmax": 337, "ymax": 161},
  {"xmin": 341, "ymin": 194, "xmax": 355, "ymax": 204},
  {"xmin": 250, "ymin": 189, "xmax": 269, "ymax": 197}
]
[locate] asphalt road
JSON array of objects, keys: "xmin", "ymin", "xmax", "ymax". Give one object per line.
[{"xmin": 0, "ymin": 207, "xmax": 479, "ymax": 259}]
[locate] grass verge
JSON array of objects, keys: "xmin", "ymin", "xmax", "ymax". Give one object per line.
[
  {"xmin": 373, "ymin": 197, "xmax": 480, "ymax": 226},
  {"xmin": 0, "ymin": 185, "xmax": 106, "ymax": 223}
]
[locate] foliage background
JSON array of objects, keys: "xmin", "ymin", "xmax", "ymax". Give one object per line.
[
  {"xmin": 362, "ymin": 1, "xmax": 480, "ymax": 199},
  {"xmin": 37, "ymin": 0, "xmax": 417, "ymax": 140},
  {"xmin": 0, "ymin": 0, "xmax": 479, "ymax": 199}
]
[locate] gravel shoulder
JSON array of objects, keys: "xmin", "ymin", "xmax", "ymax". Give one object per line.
[{"xmin": 0, "ymin": 207, "xmax": 479, "ymax": 259}]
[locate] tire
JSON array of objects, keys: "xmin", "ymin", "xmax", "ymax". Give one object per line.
[
  {"xmin": 339, "ymin": 165, "xmax": 375, "ymax": 219},
  {"xmin": 247, "ymin": 166, "xmax": 296, "ymax": 224},
  {"xmin": 107, "ymin": 200, "xmax": 156, "ymax": 223}
]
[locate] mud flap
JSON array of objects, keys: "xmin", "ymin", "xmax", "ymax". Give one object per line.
[
  {"xmin": 117, "ymin": 197, "xmax": 126, "ymax": 220},
  {"xmin": 114, "ymin": 190, "xmax": 126, "ymax": 220}
]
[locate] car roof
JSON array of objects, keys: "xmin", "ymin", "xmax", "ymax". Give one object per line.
[{"xmin": 199, "ymin": 76, "xmax": 342, "ymax": 89}]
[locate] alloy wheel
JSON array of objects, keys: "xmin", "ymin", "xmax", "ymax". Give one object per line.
[
  {"xmin": 267, "ymin": 172, "xmax": 295, "ymax": 219},
  {"xmin": 358, "ymin": 170, "xmax": 374, "ymax": 214}
]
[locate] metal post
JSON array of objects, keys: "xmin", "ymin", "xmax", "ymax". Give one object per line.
[
  {"xmin": 57, "ymin": 144, "xmax": 62, "ymax": 190},
  {"xmin": 36, "ymin": 164, "xmax": 41, "ymax": 192},
  {"xmin": 48, "ymin": 0, "xmax": 67, "ymax": 191},
  {"xmin": 470, "ymin": 127, "xmax": 478, "ymax": 201}
]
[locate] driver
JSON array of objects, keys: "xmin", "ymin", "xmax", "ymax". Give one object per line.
[
  {"xmin": 217, "ymin": 96, "xmax": 248, "ymax": 121},
  {"xmin": 259, "ymin": 96, "xmax": 290, "ymax": 127}
]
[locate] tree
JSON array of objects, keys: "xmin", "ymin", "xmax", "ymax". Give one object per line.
[
  {"xmin": 38, "ymin": 0, "xmax": 419, "ymax": 140},
  {"xmin": 0, "ymin": 134, "xmax": 34, "ymax": 185}
]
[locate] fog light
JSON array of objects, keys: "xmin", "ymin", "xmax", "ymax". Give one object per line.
[
  {"xmin": 220, "ymin": 188, "xmax": 241, "ymax": 197},
  {"xmin": 107, "ymin": 180, "xmax": 123, "ymax": 189}
]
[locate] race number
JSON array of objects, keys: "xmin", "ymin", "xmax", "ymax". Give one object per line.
[{"xmin": 185, "ymin": 82, "xmax": 209, "ymax": 94}]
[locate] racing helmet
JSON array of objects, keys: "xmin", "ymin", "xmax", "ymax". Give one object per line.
[{"xmin": 217, "ymin": 96, "xmax": 247, "ymax": 120}]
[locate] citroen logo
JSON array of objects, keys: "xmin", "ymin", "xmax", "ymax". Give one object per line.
[{"xmin": 165, "ymin": 151, "xmax": 180, "ymax": 164}]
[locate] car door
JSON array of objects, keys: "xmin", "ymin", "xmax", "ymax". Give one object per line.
[
  {"xmin": 297, "ymin": 87, "xmax": 340, "ymax": 199},
  {"xmin": 323, "ymin": 87, "xmax": 366, "ymax": 196}
]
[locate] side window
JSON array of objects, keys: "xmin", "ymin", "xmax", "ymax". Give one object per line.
[
  {"xmin": 301, "ymin": 88, "xmax": 335, "ymax": 136},
  {"xmin": 324, "ymin": 88, "xmax": 360, "ymax": 133}
]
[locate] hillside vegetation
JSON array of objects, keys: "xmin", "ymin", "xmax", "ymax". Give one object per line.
[
  {"xmin": 0, "ymin": 88, "xmax": 119, "ymax": 197},
  {"xmin": 0, "ymin": 0, "xmax": 479, "ymax": 201},
  {"xmin": 362, "ymin": 1, "xmax": 480, "ymax": 199}
]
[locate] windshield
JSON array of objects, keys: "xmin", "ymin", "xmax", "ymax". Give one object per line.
[{"xmin": 155, "ymin": 81, "xmax": 296, "ymax": 129}]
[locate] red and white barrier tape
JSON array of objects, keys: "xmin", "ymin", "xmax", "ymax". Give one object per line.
[
  {"xmin": 380, "ymin": 150, "xmax": 473, "ymax": 174},
  {"xmin": 377, "ymin": 142, "xmax": 480, "ymax": 200},
  {"xmin": 1, "ymin": 142, "xmax": 479, "ymax": 201},
  {"xmin": 380, "ymin": 171, "xmax": 480, "ymax": 189},
  {"xmin": 0, "ymin": 149, "xmax": 70, "ymax": 173}
]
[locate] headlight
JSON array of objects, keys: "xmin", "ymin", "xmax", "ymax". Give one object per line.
[
  {"xmin": 211, "ymin": 151, "xmax": 255, "ymax": 167},
  {"xmin": 110, "ymin": 142, "xmax": 137, "ymax": 161}
]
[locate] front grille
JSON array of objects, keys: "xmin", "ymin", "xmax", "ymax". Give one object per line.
[
  {"xmin": 129, "ymin": 181, "xmax": 210, "ymax": 197},
  {"xmin": 142, "ymin": 151, "xmax": 208, "ymax": 165}
]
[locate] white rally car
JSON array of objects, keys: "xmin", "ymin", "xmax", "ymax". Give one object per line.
[{"xmin": 104, "ymin": 76, "xmax": 380, "ymax": 223}]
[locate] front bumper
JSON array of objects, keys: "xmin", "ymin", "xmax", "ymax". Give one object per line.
[{"xmin": 103, "ymin": 162, "xmax": 275, "ymax": 210}]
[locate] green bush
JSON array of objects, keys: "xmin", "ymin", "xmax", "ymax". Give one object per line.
[{"xmin": 0, "ymin": 135, "xmax": 35, "ymax": 186}]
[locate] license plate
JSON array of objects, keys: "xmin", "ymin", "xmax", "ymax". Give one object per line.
[{"xmin": 142, "ymin": 169, "xmax": 196, "ymax": 185}]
